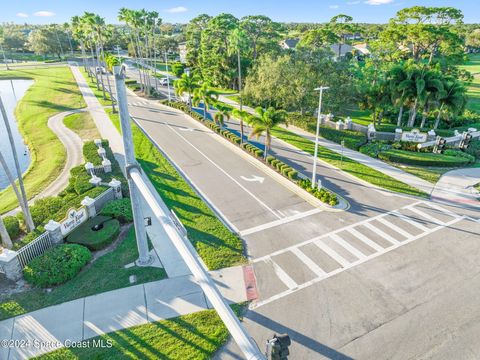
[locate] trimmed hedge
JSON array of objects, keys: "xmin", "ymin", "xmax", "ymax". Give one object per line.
[
  {"xmin": 297, "ymin": 179, "xmax": 338, "ymax": 206},
  {"xmin": 67, "ymin": 216, "xmax": 120, "ymax": 251},
  {"xmin": 4, "ymin": 216, "xmax": 20, "ymax": 239},
  {"xmin": 23, "ymin": 244, "xmax": 92, "ymax": 287},
  {"xmin": 378, "ymin": 149, "xmax": 473, "ymax": 167},
  {"xmin": 100, "ymin": 198, "xmax": 133, "ymax": 224}
]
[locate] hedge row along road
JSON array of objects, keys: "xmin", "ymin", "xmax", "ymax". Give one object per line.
[{"xmin": 0, "ymin": 66, "xmax": 86, "ymax": 213}]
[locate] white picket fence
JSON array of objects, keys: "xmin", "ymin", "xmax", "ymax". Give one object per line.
[{"xmin": 17, "ymin": 232, "xmax": 53, "ymax": 268}]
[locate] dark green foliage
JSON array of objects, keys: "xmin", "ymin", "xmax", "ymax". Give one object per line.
[
  {"xmin": 4, "ymin": 216, "xmax": 20, "ymax": 239},
  {"xmin": 30, "ymin": 197, "xmax": 65, "ymax": 226},
  {"xmin": 378, "ymin": 149, "xmax": 473, "ymax": 167},
  {"xmin": 465, "ymin": 140, "xmax": 480, "ymax": 159},
  {"xmin": 360, "ymin": 142, "xmax": 392, "ymax": 157},
  {"xmin": 100, "ymin": 198, "xmax": 133, "ymax": 224},
  {"xmin": 66, "ymin": 216, "xmax": 120, "ymax": 251},
  {"xmin": 13, "ymin": 228, "xmax": 44, "ymax": 250},
  {"xmin": 125, "ymin": 79, "xmax": 137, "ymax": 85},
  {"xmin": 171, "ymin": 62, "xmax": 185, "ymax": 77},
  {"xmin": 391, "ymin": 141, "xmax": 429, "ymax": 152},
  {"xmin": 23, "ymin": 244, "xmax": 92, "ymax": 287},
  {"xmin": 297, "ymin": 179, "xmax": 339, "ymax": 206}
]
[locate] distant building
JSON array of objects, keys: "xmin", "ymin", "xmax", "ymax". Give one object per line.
[
  {"xmin": 178, "ymin": 42, "xmax": 187, "ymax": 64},
  {"xmin": 344, "ymin": 33, "xmax": 363, "ymax": 41},
  {"xmin": 352, "ymin": 43, "xmax": 370, "ymax": 56},
  {"xmin": 330, "ymin": 43, "xmax": 353, "ymax": 57},
  {"xmin": 280, "ymin": 38, "xmax": 300, "ymax": 50}
]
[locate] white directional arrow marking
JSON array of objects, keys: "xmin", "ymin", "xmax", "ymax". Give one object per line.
[
  {"xmin": 240, "ymin": 175, "xmax": 265, "ymax": 183},
  {"xmin": 179, "ymin": 127, "xmax": 195, "ymax": 132}
]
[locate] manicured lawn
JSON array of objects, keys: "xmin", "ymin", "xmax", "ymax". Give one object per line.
[
  {"xmin": 0, "ymin": 226, "xmax": 166, "ymax": 321},
  {"xmin": 35, "ymin": 307, "xmax": 241, "ymax": 360},
  {"xmin": 378, "ymin": 149, "xmax": 472, "ymax": 167},
  {"xmin": 79, "ymin": 67, "xmax": 114, "ymax": 107},
  {"xmin": 211, "ymin": 87, "xmax": 238, "ymax": 95},
  {"xmin": 270, "ymin": 127, "xmax": 428, "ymax": 198},
  {"xmin": 63, "ymin": 111, "xmax": 100, "ymax": 141},
  {"xmin": 0, "ymin": 66, "xmax": 86, "ymax": 213},
  {"xmin": 225, "ymin": 95, "xmax": 240, "ymax": 103},
  {"xmin": 105, "ymin": 109, "xmax": 245, "ymax": 270},
  {"xmin": 459, "ymin": 54, "xmax": 480, "ymax": 114},
  {"xmin": 393, "ymin": 165, "xmax": 451, "ymax": 184}
]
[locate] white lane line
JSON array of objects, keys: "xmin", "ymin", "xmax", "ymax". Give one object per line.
[
  {"xmin": 391, "ymin": 211, "xmax": 429, "ymax": 232},
  {"xmin": 407, "ymin": 206, "xmax": 444, "ymax": 226},
  {"xmin": 376, "ymin": 217, "xmax": 413, "ymax": 239},
  {"xmin": 363, "ymin": 222, "xmax": 401, "ymax": 245},
  {"xmin": 346, "ymin": 228, "xmax": 384, "ymax": 252},
  {"xmin": 330, "ymin": 233, "xmax": 366, "ymax": 260},
  {"xmin": 290, "ymin": 247, "xmax": 327, "ymax": 277},
  {"xmin": 239, "ymin": 208, "xmax": 323, "ymax": 236},
  {"xmin": 268, "ymin": 258, "xmax": 297, "ymax": 289},
  {"xmin": 424, "ymin": 201, "xmax": 463, "ymax": 220},
  {"xmin": 165, "ymin": 123, "xmax": 282, "ymax": 219},
  {"xmin": 313, "ymin": 239, "xmax": 350, "ymax": 267},
  {"xmin": 250, "ymin": 215, "xmax": 466, "ymax": 309}
]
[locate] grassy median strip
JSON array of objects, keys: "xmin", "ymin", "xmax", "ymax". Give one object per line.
[
  {"xmin": 79, "ymin": 67, "xmax": 113, "ymax": 107},
  {"xmin": 271, "ymin": 127, "xmax": 429, "ymax": 198},
  {"xmin": 35, "ymin": 306, "xmax": 242, "ymax": 360},
  {"xmin": 0, "ymin": 227, "xmax": 166, "ymax": 320},
  {"xmin": 105, "ymin": 109, "xmax": 245, "ymax": 270},
  {"xmin": 63, "ymin": 111, "xmax": 100, "ymax": 141},
  {"xmin": 0, "ymin": 66, "xmax": 86, "ymax": 213}
]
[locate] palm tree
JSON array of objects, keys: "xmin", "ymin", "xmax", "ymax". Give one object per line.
[
  {"xmin": 193, "ymin": 83, "xmax": 218, "ymax": 119},
  {"xmin": 213, "ymin": 105, "xmax": 231, "ymax": 127},
  {"xmin": 0, "ymin": 214, "xmax": 13, "ymax": 249},
  {"xmin": 246, "ymin": 107, "xmax": 288, "ymax": 159},
  {"xmin": 434, "ymin": 77, "xmax": 467, "ymax": 129},
  {"xmin": 419, "ymin": 69, "xmax": 444, "ymax": 128},
  {"xmin": 0, "ymin": 97, "xmax": 34, "ymax": 232},
  {"xmin": 174, "ymin": 72, "xmax": 200, "ymax": 109}
]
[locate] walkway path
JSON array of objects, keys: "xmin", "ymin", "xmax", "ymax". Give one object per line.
[
  {"xmin": 0, "ymin": 266, "xmax": 250, "ymax": 359},
  {"xmin": 431, "ymin": 167, "xmax": 480, "ymax": 209},
  {"xmin": 218, "ymin": 95, "xmax": 435, "ymax": 195},
  {"xmin": 4, "ymin": 109, "xmax": 85, "ymax": 216}
]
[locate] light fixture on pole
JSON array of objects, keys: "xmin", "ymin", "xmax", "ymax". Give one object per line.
[
  {"xmin": 164, "ymin": 51, "xmax": 171, "ymax": 102},
  {"xmin": 311, "ymin": 86, "xmax": 329, "ymax": 189}
]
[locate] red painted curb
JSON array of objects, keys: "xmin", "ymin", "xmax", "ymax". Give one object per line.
[{"xmin": 243, "ymin": 265, "xmax": 259, "ymax": 301}]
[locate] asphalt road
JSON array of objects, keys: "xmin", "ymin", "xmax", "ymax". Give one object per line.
[{"xmin": 103, "ymin": 67, "xmax": 480, "ymax": 359}]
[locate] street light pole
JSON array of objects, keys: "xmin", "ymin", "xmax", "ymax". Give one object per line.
[
  {"xmin": 311, "ymin": 86, "xmax": 329, "ymax": 188},
  {"xmin": 164, "ymin": 51, "xmax": 171, "ymax": 103}
]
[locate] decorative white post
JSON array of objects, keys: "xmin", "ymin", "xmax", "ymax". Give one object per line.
[
  {"xmin": 344, "ymin": 117, "xmax": 352, "ymax": 130},
  {"xmin": 89, "ymin": 175, "xmax": 102, "ymax": 187},
  {"xmin": 395, "ymin": 128, "xmax": 403, "ymax": 142},
  {"xmin": 102, "ymin": 158, "xmax": 112, "ymax": 173},
  {"xmin": 336, "ymin": 120, "xmax": 344, "ymax": 131},
  {"xmin": 85, "ymin": 162, "xmax": 94, "ymax": 176},
  {"xmin": 367, "ymin": 123, "xmax": 376, "ymax": 142},
  {"xmin": 0, "ymin": 249, "xmax": 23, "ymax": 281},
  {"xmin": 81, "ymin": 197, "xmax": 97, "ymax": 218},
  {"xmin": 44, "ymin": 220, "xmax": 64, "ymax": 245},
  {"xmin": 94, "ymin": 139, "xmax": 102, "ymax": 147},
  {"xmin": 109, "ymin": 178, "xmax": 123, "ymax": 199},
  {"xmin": 427, "ymin": 129, "xmax": 436, "ymax": 142}
]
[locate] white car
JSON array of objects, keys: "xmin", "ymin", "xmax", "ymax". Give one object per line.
[
  {"xmin": 95, "ymin": 66, "xmax": 106, "ymax": 74},
  {"xmin": 159, "ymin": 77, "xmax": 172, "ymax": 86}
]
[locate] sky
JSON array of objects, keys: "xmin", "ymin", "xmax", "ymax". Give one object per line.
[{"xmin": 4, "ymin": 0, "xmax": 479, "ymax": 25}]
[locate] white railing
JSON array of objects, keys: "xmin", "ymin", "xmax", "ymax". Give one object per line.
[{"xmin": 17, "ymin": 232, "xmax": 53, "ymax": 268}]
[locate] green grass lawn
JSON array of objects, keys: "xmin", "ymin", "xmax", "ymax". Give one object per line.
[
  {"xmin": 270, "ymin": 127, "xmax": 428, "ymax": 198},
  {"xmin": 79, "ymin": 68, "xmax": 114, "ymax": 107},
  {"xmin": 0, "ymin": 66, "xmax": 86, "ymax": 213},
  {"xmin": 0, "ymin": 226, "xmax": 166, "ymax": 321},
  {"xmin": 211, "ymin": 87, "xmax": 238, "ymax": 95},
  {"xmin": 105, "ymin": 109, "xmax": 245, "ymax": 270},
  {"xmin": 225, "ymin": 95, "xmax": 240, "ymax": 103},
  {"xmin": 459, "ymin": 54, "xmax": 480, "ymax": 114},
  {"xmin": 63, "ymin": 111, "xmax": 100, "ymax": 141},
  {"xmin": 393, "ymin": 165, "xmax": 451, "ymax": 184},
  {"xmin": 35, "ymin": 306, "xmax": 241, "ymax": 360}
]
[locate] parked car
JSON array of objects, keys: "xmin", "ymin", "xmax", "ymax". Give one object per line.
[
  {"xmin": 159, "ymin": 77, "xmax": 172, "ymax": 86},
  {"xmin": 95, "ymin": 66, "xmax": 106, "ymax": 74}
]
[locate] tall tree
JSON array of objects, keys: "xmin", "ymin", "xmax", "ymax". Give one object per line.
[
  {"xmin": 174, "ymin": 72, "xmax": 201, "ymax": 109},
  {"xmin": 240, "ymin": 15, "xmax": 282, "ymax": 61},
  {"xmin": 247, "ymin": 107, "xmax": 288, "ymax": 158},
  {"xmin": 329, "ymin": 14, "xmax": 355, "ymax": 58},
  {"xmin": 192, "ymin": 83, "xmax": 218, "ymax": 119}
]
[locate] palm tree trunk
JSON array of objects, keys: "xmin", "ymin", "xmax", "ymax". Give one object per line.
[
  {"xmin": 237, "ymin": 49, "xmax": 245, "ymax": 144},
  {"xmin": 434, "ymin": 104, "xmax": 444, "ymax": 130},
  {"xmin": 0, "ymin": 98, "xmax": 34, "ymax": 231},
  {"xmin": 203, "ymin": 101, "xmax": 207, "ymax": 119},
  {"xmin": 0, "ymin": 215, "xmax": 13, "ymax": 249},
  {"xmin": 397, "ymin": 105, "xmax": 404, "ymax": 127},
  {"xmin": 408, "ymin": 100, "xmax": 417, "ymax": 127},
  {"xmin": 95, "ymin": 43, "xmax": 106, "ymax": 100}
]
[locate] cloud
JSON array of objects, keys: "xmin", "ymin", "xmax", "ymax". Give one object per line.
[
  {"xmin": 364, "ymin": 0, "xmax": 394, "ymax": 5},
  {"xmin": 329, "ymin": 5, "xmax": 340, "ymax": 9},
  {"xmin": 165, "ymin": 6, "xmax": 188, "ymax": 13},
  {"xmin": 16, "ymin": 12, "xmax": 28, "ymax": 18},
  {"xmin": 347, "ymin": 1, "xmax": 361, "ymax": 4},
  {"xmin": 33, "ymin": 11, "xmax": 55, "ymax": 17}
]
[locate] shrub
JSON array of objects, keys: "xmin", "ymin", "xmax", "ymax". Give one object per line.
[
  {"xmin": 30, "ymin": 197, "xmax": 65, "ymax": 226},
  {"xmin": 66, "ymin": 216, "xmax": 120, "ymax": 251},
  {"xmin": 23, "ymin": 244, "xmax": 91, "ymax": 287},
  {"xmin": 100, "ymin": 198, "xmax": 133, "ymax": 224},
  {"xmin": 378, "ymin": 149, "xmax": 472, "ymax": 167},
  {"xmin": 360, "ymin": 142, "xmax": 391, "ymax": 158},
  {"xmin": 287, "ymin": 169, "xmax": 298, "ymax": 180},
  {"xmin": 4, "ymin": 216, "xmax": 20, "ymax": 239},
  {"xmin": 297, "ymin": 179, "xmax": 339, "ymax": 206},
  {"xmin": 266, "ymin": 156, "xmax": 275, "ymax": 165},
  {"xmin": 465, "ymin": 140, "xmax": 480, "ymax": 159},
  {"xmin": 443, "ymin": 149, "xmax": 475, "ymax": 163},
  {"xmin": 13, "ymin": 228, "xmax": 44, "ymax": 250}
]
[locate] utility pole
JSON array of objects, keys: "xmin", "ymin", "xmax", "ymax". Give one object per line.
[
  {"xmin": 0, "ymin": 96, "xmax": 34, "ymax": 231},
  {"xmin": 113, "ymin": 66, "xmax": 152, "ymax": 266},
  {"xmin": 165, "ymin": 51, "xmax": 171, "ymax": 102},
  {"xmin": 311, "ymin": 86, "xmax": 329, "ymax": 189},
  {"xmin": 113, "ymin": 64, "xmax": 265, "ymax": 360}
]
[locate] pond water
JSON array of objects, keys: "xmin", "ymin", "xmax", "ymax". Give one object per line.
[{"xmin": 0, "ymin": 79, "xmax": 33, "ymax": 190}]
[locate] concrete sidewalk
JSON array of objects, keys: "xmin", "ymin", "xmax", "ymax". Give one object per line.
[
  {"xmin": 0, "ymin": 266, "xmax": 250, "ymax": 359},
  {"xmin": 431, "ymin": 167, "xmax": 480, "ymax": 209},
  {"xmin": 218, "ymin": 95, "xmax": 435, "ymax": 195}
]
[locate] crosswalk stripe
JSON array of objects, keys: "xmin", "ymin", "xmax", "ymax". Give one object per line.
[
  {"xmin": 407, "ymin": 206, "xmax": 444, "ymax": 226},
  {"xmin": 363, "ymin": 222, "xmax": 401, "ymax": 245},
  {"xmin": 376, "ymin": 217, "xmax": 413, "ymax": 239},
  {"xmin": 391, "ymin": 211, "xmax": 429, "ymax": 232},
  {"xmin": 313, "ymin": 239, "xmax": 350, "ymax": 267},
  {"xmin": 423, "ymin": 202, "xmax": 462, "ymax": 220},
  {"xmin": 268, "ymin": 258, "xmax": 298, "ymax": 289},
  {"xmin": 330, "ymin": 234, "xmax": 366, "ymax": 260},
  {"xmin": 346, "ymin": 228, "xmax": 384, "ymax": 252},
  {"xmin": 290, "ymin": 248, "xmax": 327, "ymax": 277}
]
